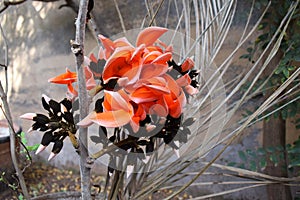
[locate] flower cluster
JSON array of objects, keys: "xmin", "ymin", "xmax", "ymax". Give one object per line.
[
  {"xmin": 22, "ymin": 27, "xmax": 199, "ymax": 161},
  {"xmin": 50, "ymin": 27, "xmax": 199, "ymax": 132}
]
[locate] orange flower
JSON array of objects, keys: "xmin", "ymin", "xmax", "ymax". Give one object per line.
[
  {"xmin": 48, "ymin": 68, "xmax": 78, "ymax": 98},
  {"xmin": 49, "ymin": 67, "xmax": 96, "ymax": 99},
  {"xmin": 101, "ymin": 27, "xmax": 172, "ymax": 88},
  {"xmin": 48, "ymin": 68, "xmax": 77, "ymax": 84}
]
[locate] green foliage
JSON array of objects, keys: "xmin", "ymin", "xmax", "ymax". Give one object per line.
[
  {"xmin": 17, "ymin": 131, "xmax": 39, "ymax": 161},
  {"xmin": 19, "ymin": 132, "xmax": 39, "ymax": 152},
  {"xmin": 18, "ymin": 194, "xmax": 24, "ymax": 200},
  {"xmin": 240, "ymin": 0, "xmax": 300, "ymax": 128},
  {"xmin": 227, "ymin": 137, "xmax": 300, "ymax": 173}
]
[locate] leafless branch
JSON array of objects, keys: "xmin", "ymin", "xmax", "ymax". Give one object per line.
[{"xmin": 72, "ymin": 0, "xmax": 91, "ymax": 199}]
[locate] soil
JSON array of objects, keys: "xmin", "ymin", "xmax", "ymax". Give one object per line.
[{"xmin": 0, "ymin": 162, "xmax": 192, "ymax": 200}]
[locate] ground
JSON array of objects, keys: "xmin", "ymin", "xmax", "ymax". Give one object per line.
[{"xmin": 0, "ymin": 162, "xmax": 192, "ymax": 200}]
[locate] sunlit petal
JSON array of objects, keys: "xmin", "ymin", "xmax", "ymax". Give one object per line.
[
  {"xmin": 90, "ymin": 110, "xmax": 132, "ymax": 128},
  {"xmin": 151, "ymin": 52, "xmax": 172, "ymax": 65},
  {"xmin": 77, "ymin": 111, "xmax": 96, "ymax": 127},
  {"xmin": 104, "ymin": 90, "xmax": 131, "ymax": 112},
  {"xmin": 114, "ymin": 37, "xmax": 132, "ymax": 47},
  {"xmin": 136, "ymin": 26, "xmax": 168, "ymax": 47}
]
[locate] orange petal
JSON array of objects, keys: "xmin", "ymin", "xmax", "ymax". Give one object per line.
[
  {"xmin": 102, "ymin": 47, "xmax": 133, "ymax": 83},
  {"xmin": 98, "ymin": 34, "xmax": 115, "ymax": 52},
  {"xmin": 122, "ymin": 65, "xmax": 142, "ymax": 85},
  {"xmin": 67, "ymin": 83, "xmax": 78, "ymax": 97},
  {"xmin": 136, "ymin": 26, "xmax": 168, "ymax": 47},
  {"xmin": 143, "ymin": 51, "xmax": 162, "ymax": 64},
  {"xmin": 131, "ymin": 44, "xmax": 145, "ymax": 61},
  {"xmin": 185, "ymin": 85, "xmax": 198, "ymax": 95},
  {"xmin": 84, "ymin": 66, "xmax": 96, "ymax": 90},
  {"xmin": 90, "ymin": 53, "xmax": 97, "ymax": 63},
  {"xmin": 163, "ymin": 74, "xmax": 180, "ymax": 96},
  {"xmin": 90, "ymin": 110, "xmax": 132, "ymax": 128},
  {"xmin": 140, "ymin": 64, "xmax": 168, "ymax": 79},
  {"xmin": 130, "ymin": 87, "xmax": 158, "ymax": 103},
  {"xmin": 181, "ymin": 57, "xmax": 194, "ymax": 72},
  {"xmin": 98, "ymin": 47, "xmax": 105, "ymax": 60},
  {"xmin": 176, "ymin": 74, "xmax": 191, "ymax": 87},
  {"xmin": 48, "ymin": 68, "xmax": 77, "ymax": 84},
  {"xmin": 114, "ymin": 37, "xmax": 132, "ymax": 48},
  {"xmin": 103, "ymin": 90, "xmax": 132, "ymax": 112},
  {"xmin": 151, "ymin": 52, "xmax": 172, "ymax": 65},
  {"xmin": 77, "ymin": 111, "xmax": 96, "ymax": 127}
]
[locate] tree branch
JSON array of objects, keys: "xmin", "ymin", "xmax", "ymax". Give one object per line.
[{"xmin": 72, "ymin": 0, "xmax": 91, "ymax": 199}]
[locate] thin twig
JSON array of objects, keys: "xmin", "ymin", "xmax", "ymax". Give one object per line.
[
  {"xmin": 148, "ymin": 0, "xmax": 165, "ymax": 26},
  {"xmin": 90, "ymin": 137, "xmax": 136, "ymax": 159},
  {"xmin": 0, "ymin": 82, "xmax": 30, "ymax": 199},
  {"xmin": 113, "ymin": 0, "xmax": 126, "ymax": 33},
  {"xmin": 0, "ymin": 23, "xmax": 8, "ymax": 94}
]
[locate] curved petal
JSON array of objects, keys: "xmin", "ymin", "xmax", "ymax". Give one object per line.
[
  {"xmin": 130, "ymin": 87, "xmax": 158, "ymax": 103},
  {"xmin": 140, "ymin": 64, "xmax": 168, "ymax": 79},
  {"xmin": 131, "ymin": 44, "xmax": 145, "ymax": 61},
  {"xmin": 90, "ymin": 110, "xmax": 132, "ymax": 128},
  {"xmin": 114, "ymin": 37, "xmax": 132, "ymax": 48},
  {"xmin": 98, "ymin": 34, "xmax": 115, "ymax": 57},
  {"xmin": 181, "ymin": 57, "xmax": 194, "ymax": 72},
  {"xmin": 48, "ymin": 68, "xmax": 77, "ymax": 84},
  {"xmin": 102, "ymin": 47, "xmax": 133, "ymax": 83},
  {"xmin": 84, "ymin": 66, "xmax": 96, "ymax": 90},
  {"xmin": 77, "ymin": 111, "xmax": 96, "ymax": 127},
  {"xmin": 103, "ymin": 90, "xmax": 130, "ymax": 112},
  {"xmin": 20, "ymin": 113, "xmax": 36, "ymax": 120},
  {"xmin": 98, "ymin": 47, "xmax": 105, "ymax": 60},
  {"xmin": 89, "ymin": 53, "xmax": 97, "ymax": 63},
  {"xmin": 176, "ymin": 74, "xmax": 191, "ymax": 87},
  {"xmin": 151, "ymin": 52, "xmax": 172, "ymax": 65},
  {"xmin": 185, "ymin": 85, "xmax": 198, "ymax": 95},
  {"xmin": 167, "ymin": 90, "xmax": 186, "ymax": 118},
  {"xmin": 163, "ymin": 74, "xmax": 180, "ymax": 96},
  {"xmin": 136, "ymin": 26, "xmax": 168, "ymax": 47},
  {"xmin": 143, "ymin": 51, "xmax": 162, "ymax": 64}
]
